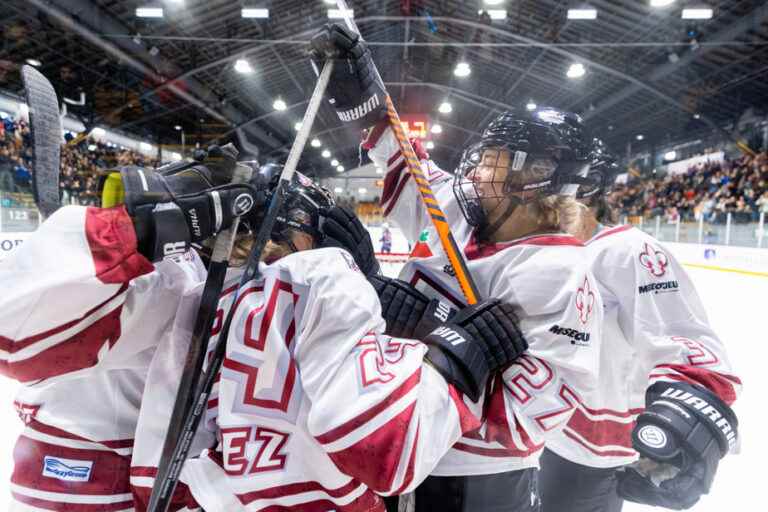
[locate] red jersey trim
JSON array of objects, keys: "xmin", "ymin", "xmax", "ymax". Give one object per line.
[
  {"xmin": 587, "ymin": 224, "xmax": 633, "ymax": 244},
  {"xmin": 464, "ymin": 233, "xmax": 583, "ymax": 261}
]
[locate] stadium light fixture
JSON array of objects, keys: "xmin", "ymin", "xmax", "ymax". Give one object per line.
[
  {"xmin": 241, "ymin": 8, "xmax": 269, "ymax": 18},
  {"xmin": 322, "ymin": 149, "xmax": 331, "ymax": 158},
  {"xmin": 234, "ymin": 59, "xmax": 254, "ymax": 74},
  {"xmin": 337, "ymin": 165, "xmax": 345, "ymax": 172},
  {"xmin": 328, "ymin": 9, "xmax": 354, "ymax": 19},
  {"xmin": 174, "ymin": 125, "xmax": 182, "ymax": 130},
  {"xmin": 334, "ymin": 186, "xmax": 343, "ymax": 194},
  {"xmin": 136, "ymin": 7, "xmax": 164, "ymax": 18},
  {"xmin": 664, "ymin": 150, "xmax": 677, "ymax": 161},
  {"xmin": 636, "ymin": 134, "xmax": 644, "ymax": 141},
  {"xmin": 324, "ymin": 0, "xmax": 337, "ymax": 4},
  {"xmin": 454, "ymin": 62, "xmax": 471, "ymax": 77},
  {"xmin": 294, "ymin": 121, "xmax": 302, "ymax": 131},
  {"xmin": 566, "ymin": 63, "xmax": 586, "ymax": 79},
  {"xmin": 438, "ymin": 101, "xmax": 453, "ymax": 114},
  {"xmin": 480, "ymin": 9, "xmax": 507, "ymax": 20},
  {"xmin": 272, "ymin": 98, "xmax": 287, "ymax": 111},
  {"xmin": 311, "ymin": 138, "xmax": 322, "ymax": 148},
  {"xmin": 25, "ymin": 58, "xmax": 41, "ymax": 67},
  {"xmin": 567, "ymin": 8, "xmax": 597, "ymax": 20},
  {"xmin": 92, "ymin": 127, "xmax": 106, "ymax": 137},
  {"xmin": 425, "ymin": 141, "xmax": 435, "ymax": 150},
  {"xmin": 358, "ymin": 188, "xmax": 367, "ymax": 194},
  {"xmin": 682, "ymin": 7, "xmax": 712, "ymax": 19},
  {"xmin": 526, "ymin": 101, "xmax": 537, "ymax": 111},
  {"xmin": 693, "ymin": 113, "xmax": 701, "ymax": 119},
  {"xmin": 483, "ymin": 0, "xmax": 505, "ymax": 5},
  {"xmin": 431, "ymin": 124, "xmax": 443, "ymax": 134},
  {"xmin": 331, "ymin": 159, "xmax": 339, "ymax": 166},
  {"xmin": 650, "ymin": 0, "xmax": 675, "ymax": 7}
]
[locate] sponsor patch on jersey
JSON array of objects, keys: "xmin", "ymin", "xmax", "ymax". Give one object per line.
[
  {"xmin": 638, "ymin": 280, "xmax": 679, "ymax": 295},
  {"xmin": 42, "ymin": 456, "xmax": 93, "ymax": 482},
  {"xmin": 549, "ymin": 325, "xmax": 591, "ymax": 346}
]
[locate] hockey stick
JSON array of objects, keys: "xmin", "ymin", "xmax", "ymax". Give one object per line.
[
  {"xmin": 146, "ymin": 60, "xmax": 334, "ymax": 512},
  {"xmin": 146, "ymin": 150, "xmax": 252, "ymax": 512},
  {"xmin": 334, "ymin": 1, "xmax": 480, "ymax": 305},
  {"xmin": 21, "ymin": 65, "xmax": 62, "ymax": 219}
]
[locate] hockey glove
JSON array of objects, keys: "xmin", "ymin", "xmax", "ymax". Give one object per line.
[
  {"xmin": 617, "ymin": 381, "xmax": 738, "ymax": 510},
  {"xmin": 424, "ymin": 299, "xmax": 528, "ymax": 402},
  {"xmin": 369, "ymin": 275, "xmax": 456, "ymax": 339},
  {"xmin": 310, "ymin": 23, "xmax": 387, "ymax": 129},
  {"xmin": 319, "ymin": 206, "xmax": 380, "ymax": 276}
]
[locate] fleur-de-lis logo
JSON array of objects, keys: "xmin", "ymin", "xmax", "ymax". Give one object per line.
[
  {"xmin": 575, "ymin": 277, "xmax": 595, "ymax": 325},
  {"xmin": 638, "ymin": 242, "xmax": 668, "ymax": 277}
]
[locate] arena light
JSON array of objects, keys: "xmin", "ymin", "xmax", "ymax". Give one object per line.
[
  {"xmin": 650, "ymin": 0, "xmax": 675, "ymax": 7},
  {"xmin": 483, "ymin": 0, "xmax": 504, "ymax": 5},
  {"xmin": 485, "ymin": 9, "xmax": 508, "ymax": 20},
  {"xmin": 438, "ymin": 101, "xmax": 453, "ymax": 114},
  {"xmin": 682, "ymin": 7, "xmax": 712, "ymax": 19},
  {"xmin": 454, "ymin": 62, "xmax": 471, "ymax": 77},
  {"xmin": 272, "ymin": 98, "xmax": 287, "ymax": 111},
  {"xmin": 140, "ymin": 142, "xmax": 154, "ymax": 151},
  {"xmin": 324, "ymin": 0, "xmax": 337, "ymax": 4},
  {"xmin": 88, "ymin": 144, "xmax": 97, "ymax": 152},
  {"xmin": 566, "ymin": 63, "xmax": 586, "ymax": 79},
  {"xmin": 431, "ymin": 124, "xmax": 443, "ymax": 134},
  {"xmin": 294, "ymin": 121, "xmax": 302, "ymax": 131},
  {"xmin": 664, "ymin": 150, "xmax": 677, "ymax": 161},
  {"xmin": 358, "ymin": 187, "xmax": 367, "ymax": 194},
  {"xmin": 331, "ymin": 159, "xmax": 339, "ymax": 166},
  {"xmin": 92, "ymin": 127, "xmax": 106, "ymax": 137},
  {"xmin": 25, "ymin": 58, "xmax": 41, "ymax": 67},
  {"xmin": 136, "ymin": 7, "xmax": 164, "ymax": 18},
  {"xmin": 337, "ymin": 165, "xmax": 345, "ymax": 172},
  {"xmin": 425, "ymin": 141, "xmax": 435, "ymax": 149},
  {"xmin": 567, "ymin": 8, "xmax": 597, "ymax": 20},
  {"xmin": 636, "ymin": 134, "xmax": 644, "ymax": 141},
  {"xmin": 174, "ymin": 125, "xmax": 182, "ymax": 130},
  {"xmin": 311, "ymin": 138, "xmax": 322, "ymax": 148},
  {"xmin": 241, "ymin": 8, "xmax": 269, "ymax": 19},
  {"xmin": 322, "ymin": 149, "xmax": 331, "ymax": 158},
  {"xmin": 526, "ymin": 101, "xmax": 537, "ymax": 111},
  {"xmin": 328, "ymin": 9, "xmax": 354, "ymax": 19},
  {"xmin": 693, "ymin": 113, "xmax": 701, "ymax": 119},
  {"xmin": 334, "ymin": 186, "xmax": 343, "ymax": 194},
  {"xmin": 234, "ymin": 59, "xmax": 253, "ymax": 74}
]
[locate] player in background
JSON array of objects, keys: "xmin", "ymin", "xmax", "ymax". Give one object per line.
[
  {"xmin": 130, "ymin": 165, "xmax": 531, "ymax": 511},
  {"xmin": 538, "ymin": 140, "xmax": 742, "ymax": 511},
  {"xmin": 0, "ymin": 145, "xmax": 260, "ymax": 511},
  {"xmin": 312, "ymin": 23, "xmax": 605, "ymax": 511}
]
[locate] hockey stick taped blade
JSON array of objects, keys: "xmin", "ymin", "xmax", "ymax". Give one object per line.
[{"xmin": 22, "ymin": 65, "xmax": 61, "ymax": 218}]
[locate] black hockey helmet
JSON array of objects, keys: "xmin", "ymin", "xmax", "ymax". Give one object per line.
[
  {"xmin": 453, "ymin": 108, "xmax": 592, "ymax": 227},
  {"xmin": 577, "ymin": 138, "xmax": 621, "ymax": 199},
  {"xmin": 252, "ymin": 163, "xmax": 336, "ymax": 244}
]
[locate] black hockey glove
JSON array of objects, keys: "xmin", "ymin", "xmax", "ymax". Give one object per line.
[
  {"xmin": 122, "ymin": 146, "xmax": 264, "ymax": 262},
  {"xmin": 319, "ymin": 206, "xmax": 380, "ymax": 276},
  {"xmin": 617, "ymin": 381, "xmax": 738, "ymax": 510},
  {"xmin": 424, "ymin": 299, "xmax": 528, "ymax": 402},
  {"xmin": 369, "ymin": 275, "xmax": 456, "ymax": 339},
  {"xmin": 310, "ymin": 23, "xmax": 387, "ymax": 129}
]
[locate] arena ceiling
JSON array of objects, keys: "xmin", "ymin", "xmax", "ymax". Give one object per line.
[{"xmin": 1, "ymin": 0, "xmax": 768, "ymax": 178}]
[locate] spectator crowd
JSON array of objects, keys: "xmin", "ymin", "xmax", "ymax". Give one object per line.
[{"xmin": 611, "ymin": 152, "xmax": 768, "ymax": 224}]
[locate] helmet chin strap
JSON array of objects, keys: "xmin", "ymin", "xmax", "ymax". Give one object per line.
[{"xmin": 479, "ymin": 195, "xmax": 523, "ymax": 242}]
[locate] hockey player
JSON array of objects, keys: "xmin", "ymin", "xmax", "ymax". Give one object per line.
[
  {"xmin": 537, "ymin": 141, "xmax": 741, "ymax": 512},
  {"xmin": 0, "ymin": 145, "xmax": 261, "ymax": 510},
  {"xmin": 129, "ymin": 165, "xmax": 532, "ymax": 511},
  {"xmin": 312, "ymin": 23, "xmax": 605, "ymax": 511}
]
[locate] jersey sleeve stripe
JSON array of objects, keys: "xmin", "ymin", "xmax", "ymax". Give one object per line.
[
  {"xmin": 11, "ymin": 491, "xmax": 134, "ymax": 511},
  {"xmin": 650, "ymin": 364, "xmax": 741, "ymax": 405},
  {"xmin": 562, "ymin": 429, "xmax": 637, "ymax": 458}
]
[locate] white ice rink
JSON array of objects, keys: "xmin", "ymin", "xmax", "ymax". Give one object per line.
[{"xmin": 0, "ymin": 264, "xmax": 764, "ymax": 511}]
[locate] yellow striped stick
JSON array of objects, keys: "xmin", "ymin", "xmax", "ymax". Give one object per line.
[{"xmin": 384, "ymin": 95, "xmax": 480, "ymax": 305}]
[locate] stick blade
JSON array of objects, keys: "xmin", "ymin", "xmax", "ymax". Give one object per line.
[{"xmin": 22, "ymin": 65, "xmax": 61, "ymax": 218}]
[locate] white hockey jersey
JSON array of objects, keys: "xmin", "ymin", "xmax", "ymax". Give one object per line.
[
  {"xmin": 367, "ymin": 127, "xmax": 604, "ymax": 476},
  {"xmin": 545, "ymin": 224, "xmax": 742, "ymax": 468},
  {"xmin": 0, "ymin": 205, "xmax": 206, "ymax": 511},
  {"xmin": 133, "ymin": 247, "xmax": 483, "ymax": 512}
]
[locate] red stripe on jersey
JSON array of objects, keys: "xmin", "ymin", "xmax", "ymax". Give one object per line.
[
  {"xmin": 652, "ymin": 364, "xmax": 741, "ymax": 405},
  {"xmin": 464, "ymin": 234, "xmax": 583, "ymax": 260},
  {"xmin": 11, "ymin": 434, "xmax": 131, "ymax": 496},
  {"xmin": 447, "ymin": 385, "xmax": 481, "ymax": 434},
  {"xmin": 566, "ymin": 408, "xmax": 634, "ymax": 449},
  {"xmin": 563, "ymin": 428, "xmax": 637, "ymax": 458},
  {"xmin": 381, "ymin": 160, "xmax": 407, "ymax": 206},
  {"xmin": 387, "ymin": 150, "xmax": 403, "ymax": 167},
  {"xmin": 327, "ymin": 402, "xmax": 417, "ymax": 493},
  {"xmin": 85, "ymin": 206, "xmax": 154, "ymax": 284},
  {"xmin": 27, "ymin": 420, "xmax": 134, "ymax": 451},
  {"xmin": 452, "ymin": 441, "xmax": 544, "ymax": 458},
  {"xmin": 0, "ymin": 284, "xmax": 127, "ymax": 354},
  {"xmin": 11, "ymin": 492, "xmax": 134, "ymax": 511},
  {"xmin": 130, "ymin": 466, "xmax": 198, "ymax": 512},
  {"xmin": 1, "ymin": 305, "xmax": 124, "ymax": 382},
  {"xmin": 315, "ymin": 369, "xmax": 422, "ymax": 445},
  {"xmin": 580, "ymin": 404, "xmax": 644, "ymax": 418},
  {"xmin": 237, "ymin": 477, "xmax": 360, "ymax": 502},
  {"xmin": 587, "ymin": 224, "xmax": 633, "ymax": 244},
  {"xmin": 383, "ymin": 173, "xmax": 412, "ymax": 217}
]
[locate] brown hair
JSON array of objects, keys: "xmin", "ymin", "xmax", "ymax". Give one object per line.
[{"xmin": 530, "ymin": 195, "xmax": 586, "ymax": 233}]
